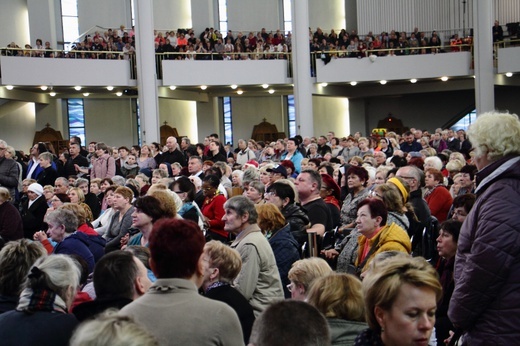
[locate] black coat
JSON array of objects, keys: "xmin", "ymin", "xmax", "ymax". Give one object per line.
[{"xmin": 21, "ymin": 196, "xmax": 48, "ymax": 239}]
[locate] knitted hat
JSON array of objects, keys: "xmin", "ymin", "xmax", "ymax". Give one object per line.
[{"xmin": 27, "ymin": 183, "xmax": 44, "ymax": 196}]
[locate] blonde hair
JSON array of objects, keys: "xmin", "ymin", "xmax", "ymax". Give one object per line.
[
  {"xmin": 288, "ymin": 257, "xmax": 332, "ymax": 291},
  {"xmin": 307, "ymin": 273, "xmax": 365, "ymax": 321},
  {"xmin": 204, "ymin": 241, "xmax": 242, "ymax": 283},
  {"xmin": 60, "ymin": 203, "xmax": 88, "ymax": 225},
  {"xmin": 146, "ymin": 189, "xmax": 177, "ymax": 218},
  {"xmin": 69, "ymin": 187, "xmax": 85, "ymax": 203},
  {"xmin": 467, "ymin": 111, "xmax": 520, "ymax": 161},
  {"xmin": 362, "ymin": 256, "xmax": 442, "ymax": 332}
]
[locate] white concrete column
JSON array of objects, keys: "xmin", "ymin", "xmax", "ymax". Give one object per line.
[
  {"xmin": 473, "ymin": 0, "xmax": 495, "ymax": 114},
  {"xmin": 292, "ymin": 0, "xmax": 314, "ymax": 137},
  {"xmin": 134, "ymin": 0, "xmax": 159, "ymax": 144}
]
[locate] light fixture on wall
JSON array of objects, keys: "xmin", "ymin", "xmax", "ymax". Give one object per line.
[
  {"xmin": 5, "ymin": 85, "xmax": 14, "ymax": 90},
  {"xmin": 350, "ymin": 81, "xmax": 357, "ymax": 86},
  {"xmin": 380, "ymin": 80, "xmax": 387, "ymax": 85},
  {"xmin": 40, "ymin": 86, "xmax": 48, "ymax": 91},
  {"xmin": 116, "ymin": 91, "xmax": 123, "ymax": 96},
  {"xmin": 261, "ymin": 84, "xmax": 269, "ymax": 89},
  {"xmin": 237, "ymin": 90, "xmax": 243, "ymax": 95},
  {"xmin": 441, "ymin": 76, "xmax": 449, "ymax": 82},
  {"xmin": 200, "ymin": 85, "xmax": 207, "ymax": 90},
  {"xmin": 83, "ymin": 92, "xmax": 90, "ymax": 97},
  {"xmin": 49, "ymin": 91, "xmax": 56, "ymax": 97},
  {"xmin": 410, "ymin": 79, "xmax": 417, "ymax": 83},
  {"xmin": 106, "ymin": 86, "xmax": 114, "ymax": 91},
  {"xmin": 169, "ymin": 85, "xmax": 176, "ymax": 90},
  {"xmin": 268, "ymin": 89, "xmax": 275, "ymax": 94},
  {"xmin": 505, "ymin": 72, "xmax": 513, "ymax": 77},
  {"xmin": 231, "ymin": 84, "xmax": 238, "ymax": 89},
  {"xmin": 74, "ymin": 86, "xmax": 82, "ymax": 91}
]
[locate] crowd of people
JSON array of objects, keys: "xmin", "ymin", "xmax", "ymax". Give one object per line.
[
  {"xmin": 0, "ymin": 110, "xmax": 519, "ymax": 345},
  {"xmin": 5, "ymin": 21, "xmax": 500, "ymax": 63}
]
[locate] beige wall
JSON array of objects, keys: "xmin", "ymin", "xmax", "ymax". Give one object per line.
[
  {"xmin": 159, "ymin": 98, "xmax": 198, "ymax": 141},
  {"xmin": 0, "ymin": 102, "xmax": 36, "ymax": 152}
]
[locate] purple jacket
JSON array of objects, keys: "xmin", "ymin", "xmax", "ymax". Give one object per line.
[{"xmin": 449, "ymin": 155, "xmax": 520, "ymax": 345}]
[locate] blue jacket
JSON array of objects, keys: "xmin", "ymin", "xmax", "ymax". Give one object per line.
[
  {"xmin": 268, "ymin": 223, "xmax": 301, "ymax": 298},
  {"xmin": 54, "ymin": 232, "xmax": 95, "ymax": 273}
]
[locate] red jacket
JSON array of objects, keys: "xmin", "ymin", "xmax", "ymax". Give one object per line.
[{"xmin": 202, "ymin": 194, "xmax": 227, "ymax": 238}]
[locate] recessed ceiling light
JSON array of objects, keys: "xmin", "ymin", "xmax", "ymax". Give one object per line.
[
  {"xmin": 237, "ymin": 90, "xmax": 243, "ymax": 95},
  {"xmin": 380, "ymin": 80, "xmax": 387, "ymax": 85},
  {"xmin": 5, "ymin": 85, "xmax": 14, "ymax": 90},
  {"xmin": 505, "ymin": 72, "xmax": 513, "ymax": 77},
  {"xmin": 169, "ymin": 85, "xmax": 176, "ymax": 90},
  {"xmin": 350, "ymin": 81, "xmax": 357, "ymax": 86},
  {"xmin": 268, "ymin": 89, "xmax": 275, "ymax": 94},
  {"xmin": 320, "ymin": 83, "xmax": 328, "ymax": 87},
  {"xmin": 49, "ymin": 92, "xmax": 56, "ymax": 97},
  {"xmin": 231, "ymin": 84, "xmax": 238, "ymax": 89},
  {"xmin": 410, "ymin": 79, "xmax": 417, "ymax": 83},
  {"xmin": 106, "ymin": 86, "xmax": 114, "ymax": 91},
  {"xmin": 40, "ymin": 86, "xmax": 48, "ymax": 91},
  {"xmin": 83, "ymin": 92, "xmax": 89, "ymax": 97},
  {"xmin": 116, "ymin": 91, "xmax": 123, "ymax": 97},
  {"xmin": 200, "ymin": 85, "xmax": 207, "ymax": 90},
  {"xmin": 262, "ymin": 84, "xmax": 269, "ymax": 89},
  {"xmin": 74, "ymin": 86, "xmax": 82, "ymax": 91},
  {"xmin": 441, "ymin": 76, "xmax": 449, "ymax": 82}
]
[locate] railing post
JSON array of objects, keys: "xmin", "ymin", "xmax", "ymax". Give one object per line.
[{"xmin": 307, "ymin": 232, "xmax": 318, "ymax": 257}]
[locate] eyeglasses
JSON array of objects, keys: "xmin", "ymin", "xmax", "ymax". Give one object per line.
[{"xmin": 286, "ymin": 283, "xmax": 294, "ymax": 292}]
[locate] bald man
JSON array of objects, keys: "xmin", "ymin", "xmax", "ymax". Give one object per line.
[{"xmin": 157, "ymin": 136, "xmax": 186, "ymax": 167}]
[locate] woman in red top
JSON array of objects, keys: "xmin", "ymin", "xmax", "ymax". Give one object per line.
[
  {"xmin": 424, "ymin": 168, "xmax": 453, "ymax": 223},
  {"xmin": 201, "ymin": 174, "xmax": 227, "ymax": 242}
]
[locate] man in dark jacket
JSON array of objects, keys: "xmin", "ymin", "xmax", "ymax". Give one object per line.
[{"xmin": 449, "ymin": 111, "xmax": 520, "ymax": 345}]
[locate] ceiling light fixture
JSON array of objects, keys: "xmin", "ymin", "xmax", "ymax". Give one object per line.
[
  {"xmin": 350, "ymin": 81, "xmax": 357, "ymax": 86},
  {"xmin": 40, "ymin": 86, "xmax": 48, "ymax": 91},
  {"xmin": 320, "ymin": 83, "xmax": 328, "ymax": 87},
  {"xmin": 380, "ymin": 80, "xmax": 387, "ymax": 85},
  {"xmin": 49, "ymin": 91, "xmax": 56, "ymax": 97},
  {"xmin": 83, "ymin": 92, "xmax": 89, "ymax": 97},
  {"xmin": 106, "ymin": 86, "xmax": 114, "ymax": 91},
  {"xmin": 169, "ymin": 85, "xmax": 176, "ymax": 90},
  {"xmin": 410, "ymin": 79, "xmax": 417, "ymax": 83},
  {"xmin": 116, "ymin": 91, "xmax": 123, "ymax": 97},
  {"xmin": 237, "ymin": 90, "xmax": 243, "ymax": 95},
  {"xmin": 231, "ymin": 84, "xmax": 238, "ymax": 89},
  {"xmin": 441, "ymin": 76, "xmax": 449, "ymax": 82},
  {"xmin": 268, "ymin": 89, "xmax": 275, "ymax": 94},
  {"xmin": 262, "ymin": 84, "xmax": 269, "ymax": 89},
  {"xmin": 74, "ymin": 86, "xmax": 82, "ymax": 91},
  {"xmin": 200, "ymin": 85, "xmax": 207, "ymax": 90},
  {"xmin": 505, "ymin": 72, "xmax": 513, "ymax": 77},
  {"xmin": 5, "ymin": 85, "xmax": 14, "ymax": 90}
]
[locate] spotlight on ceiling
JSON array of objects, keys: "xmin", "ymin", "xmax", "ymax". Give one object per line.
[
  {"xmin": 231, "ymin": 85, "xmax": 238, "ymax": 89},
  {"xmin": 5, "ymin": 85, "xmax": 14, "ymax": 90},
  {"xmin": 200, "ymin": 85, "xmax": 207, "ymax": 90},
  {"xmin": 237, "ymin": 90, "xmax": 243, "ymax": 95},
  {"xmin": 380, "ymin": 80, "xmax": 387, "ymax": 85},
  {"xmin": 262, "ymin": 84, "xmax": 269, "ymax": 89},
  {"xmin": 106, "ymin": 86, "xmax": 114, "ymax": 91},
  {"xmin": 268, "ymin": 89, "xmax": 275, "ymax": 94},
  {"xmin": 169, "ymin": 85, "xmax": 176, "ymax": 90},
  {"xmin": 320, "ymin": 83, "xmax": 328, "ymax": 87},
  {"xmin": 410, "ymin": 79, "xmax": 417, "ymax": 83},
  {"xmin": 116, "ymin": 91, "xmax": 123, "ymax": 97},
  {"xmin": 441, "ymin": 76, "xmax": 449, "ymax": 82},
  {"xmin": 49, "ymin": 91, "xmax": 56, "ymax": 97},
  {"xmin": 40, "ymin": 86, "xmax": 48, "ymax": 91},
  {"xmin": 350, "ymin": 81, "xmax": 357, "ymax": 86},
  {"xmin": 74, "ymin": 86, "xmax": 82, "ymax": 91},
  {"xmin": 83, "ymin": 92, "xmax": 90, "ymax": 97},
  {"xmin": 505, "ymin": 72, "xmax": 513, "ymax": 77}
]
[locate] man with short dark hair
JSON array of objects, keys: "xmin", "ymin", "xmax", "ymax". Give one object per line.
[
  {"xmin": 188, "ymin": 156, "xmax": 205, "ymax": 179},
  {"xmin": 226, "ymin": 196, "xmax": 284, "ymax": 317},
  {"xmin": 64, "ymin": 143, "xmax": 89, "ymax": 178},
  {"xmin": 206, "ymin": 140, "xmax": 226, "ymax": 163},
  {"xmin": 249, "ymin": 300, "xmax": 330, "ymax": 346},
  {"xmin": 316, "ymin": 136, "xmax": 331, "ymax": 157},
  {"xmin": 400, "ymin": 131, "xmax": 422, "ymax": 153},
  {"xmin": 451, "ymin": 193, "xmax": 476, "ymax": 223},
  {"xmin": 72, "ymin": 250, "xmax": 151, "ymax": 321},
  {"xmin": 295, "ymin": 170, "xmax": 332, "ymax": 238}
]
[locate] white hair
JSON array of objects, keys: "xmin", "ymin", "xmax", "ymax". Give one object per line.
[
  {"xmin": 467, "ymin": 111, "xmax": 520, "ymax": 161},
  {"xmin": 424, "ymin": 156, "xmax": 443, "ymax": 171}
]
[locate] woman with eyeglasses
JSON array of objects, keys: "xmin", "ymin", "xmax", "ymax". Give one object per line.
[
  {"xmin": 201, "ymin": 174, "xmax": 227, "ymax": 242},
  {"xmin": 170, "ymin": 176, "xmax": 200, "ymax": 224}
]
